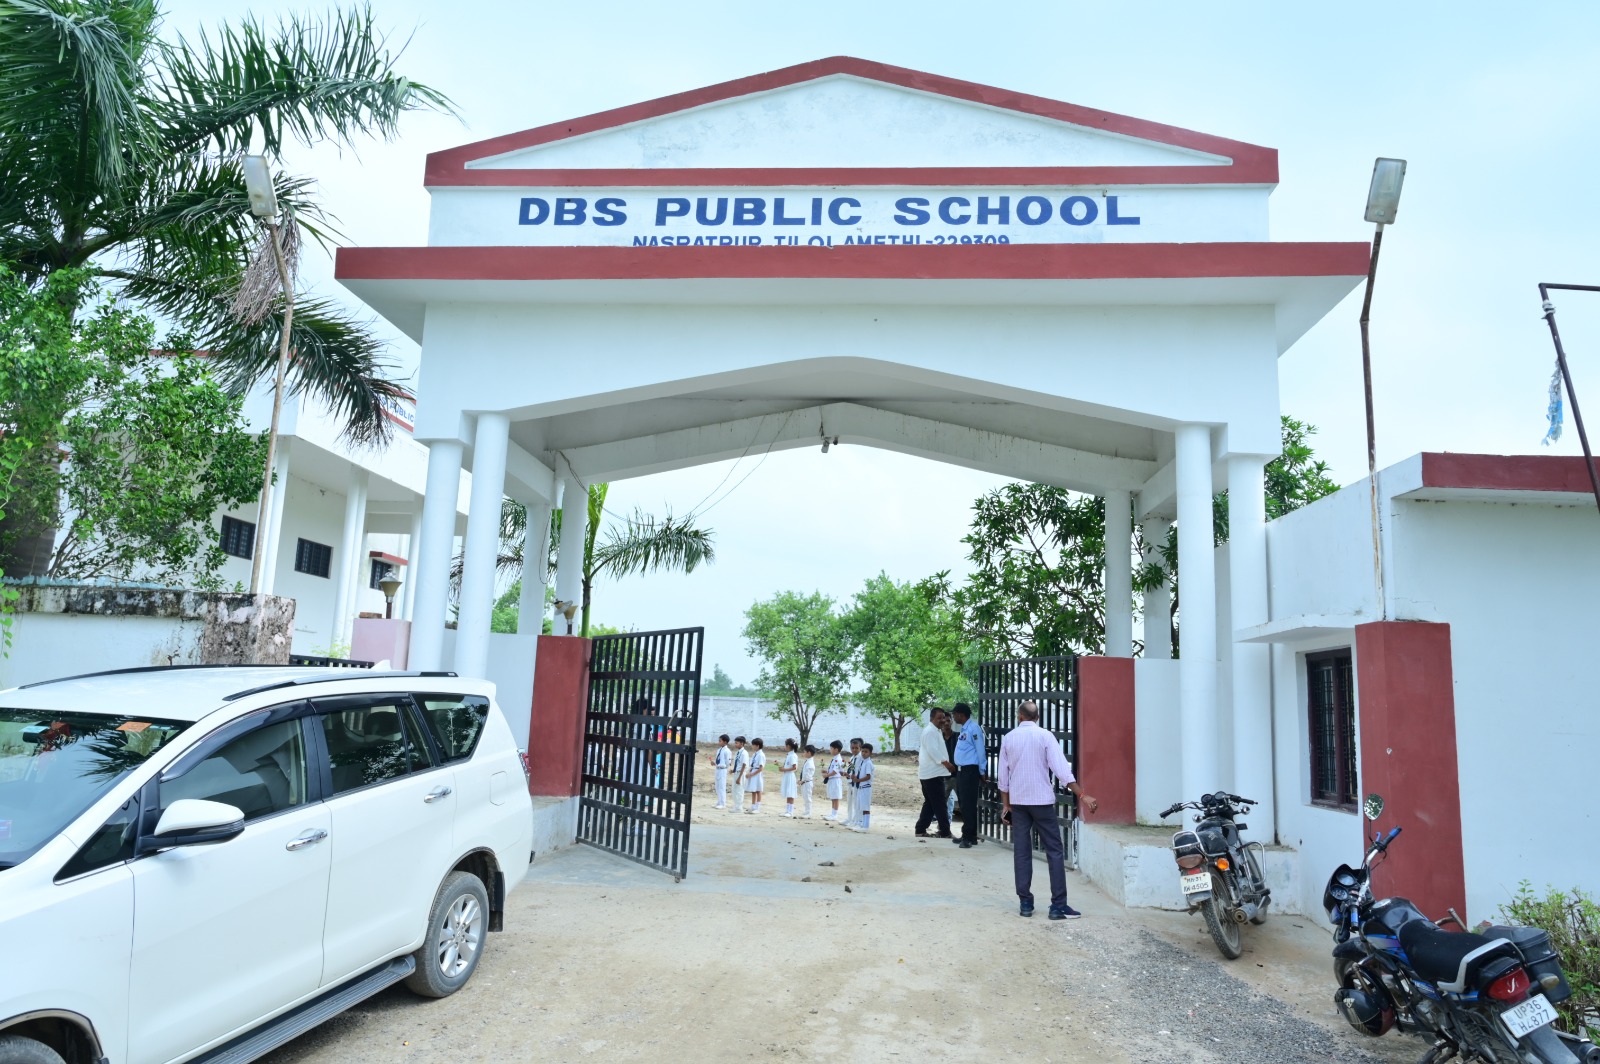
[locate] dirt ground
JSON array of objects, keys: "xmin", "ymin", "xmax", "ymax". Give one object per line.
[{"xmin": 259, "ymin": 751, "xmax": 1412, "ymax": 1064}]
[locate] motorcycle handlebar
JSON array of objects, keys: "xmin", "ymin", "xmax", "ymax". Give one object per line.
[{"xmin": 1159, "ymin": 803, "xmax": 1181, "ymax": 818}]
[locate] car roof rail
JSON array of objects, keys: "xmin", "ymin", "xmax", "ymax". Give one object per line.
[
  {"xmin": 17, "ymin": 663, "xmax": 277, "ymax": 690},
  {"xmin": 223, "ymin": 670, "xmax": 462, "ymax": 702}
]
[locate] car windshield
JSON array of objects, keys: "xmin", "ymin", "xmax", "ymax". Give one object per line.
[{"xmin": 0, "ymin": 709, "xmax": 189, "ymax": 869}]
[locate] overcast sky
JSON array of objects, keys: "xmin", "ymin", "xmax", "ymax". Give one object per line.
[{"xmin": 165, "ymin": 0, "xmax": 1600, "ymax": 683}]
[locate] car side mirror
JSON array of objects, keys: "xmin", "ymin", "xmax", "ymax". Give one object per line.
[{"xmin": 147, "ymin": 799, "xmax": 246, "ymax": 849}]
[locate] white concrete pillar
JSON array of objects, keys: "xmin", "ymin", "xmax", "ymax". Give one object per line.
[
  {"xmin": 1140, "ymin": 516, "xmax": 1173, "ymax": 659},
  {"xmin": 1175, "ymin": 424, "xmax": 1220, "ymax": 801},
  {"xmin": 258, "ymin": 439, "xmax": 293, "ymax": 595},
  {"xmin": 554, "ymin": 472, "xmax": 587, "ymax": 635},
  {"xmin": 519, "ymin": 500, "xmax": 553, "ymax": 634},
  {"xmin": 329, "ymin": 468, "xmax": 369, "ymax": 651},
  {"xmin": 401, "ymin": 508, "xmax": 423, "ymax": 621},
  {"xmin": 457, "ymin": 413, "xmax": 512, "ymax": 680},
  {"xmin": 409, "ymin": 440, "xmax": 465, "ymax": 670},
  {"xmin": 1228, "ymin": 455, "xmax": 1274, "ymax": 835},
  {"xmin": 1103, "ymin": 489, "xmax": 1133, "ymax": 657}
]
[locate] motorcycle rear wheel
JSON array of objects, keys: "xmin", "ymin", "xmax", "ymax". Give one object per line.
[{"xmin": 1202, "ymin": 873, "xmax": 1244, "ymax": 959}]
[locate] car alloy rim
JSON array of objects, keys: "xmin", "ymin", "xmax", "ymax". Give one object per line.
[{"xmin": 436, "ymin": 894, "xmax": 483, "ymax": 978}]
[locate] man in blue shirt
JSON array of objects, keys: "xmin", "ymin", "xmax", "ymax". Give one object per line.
[{"xmin": 951, "ymin": 703, "xmax": 985, "ymax": 848}]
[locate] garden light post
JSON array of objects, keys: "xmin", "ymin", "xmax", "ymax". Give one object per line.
[
  {"xmin": 1359, "ymin": 157, "xmax": 1406, "ymax": 620},
  {"xmin": 1536, "ymin": 283, "xmax": 1600, "ymax": 519},
  {"xmin": 379, "ymin": 574, "xmax": 403, "ymax": 619},
  {"xmin": 242, "ymin": 155, "xmax": 294, "ymax": 596}
]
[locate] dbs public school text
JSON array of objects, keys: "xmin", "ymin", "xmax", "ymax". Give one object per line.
[{"xmin": 516, "ymin": 194, "xmax": 1141, "ymax": 229}]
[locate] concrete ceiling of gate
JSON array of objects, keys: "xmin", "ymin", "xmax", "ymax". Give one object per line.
[{"xmin": 506, "ymin": 381, "xmax": 1171, "ymax": 497}]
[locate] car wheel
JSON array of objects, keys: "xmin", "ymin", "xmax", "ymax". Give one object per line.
[
  {"xmin": 0, "ymin": 1035, "xmax": 67, "ymax": 1064},
  {"xmin": 405, "ymin": 870, "xmax": 490, "ymax": 999}
]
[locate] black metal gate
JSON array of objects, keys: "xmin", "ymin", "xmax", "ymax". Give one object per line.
[
  {"xmin": 577, "ymin": 627, "xmax": 704, "ymax": 880},
  {"xmin": 975, "ymin": 655, "xmax": 1079, "ymax": 867}
]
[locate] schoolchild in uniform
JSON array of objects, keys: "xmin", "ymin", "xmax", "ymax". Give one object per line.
[
  {"xmin": 731, "ymin": 737, "xmax": 750, "ymax": 813},
  {"xmin": 744, "ymin": 738, "xmax": 766, "ymax": 814},
  {"xmin": 711, "ymin": 734, "xmax": 732, "ymax": 809},
  {"xmin": 844, "ymin": 738, "xmax": 863, "ymax": 827},
  {"xmin": 800, "ymin": 745, "xmax": 817, "ymax": 817},
  {"xmin": 824, "ymin": 740, "xmax": 846, "ymax": 820},
  {"xmin": 850, "ymin": 743, "xmax": 876, "ymax": 833},
  {"xmin": 779, "ymin": 738, "xmax": 800, "ymax": 817}
]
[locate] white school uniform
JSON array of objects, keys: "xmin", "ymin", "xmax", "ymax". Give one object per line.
[
  {"xmin": 779, "ymin": 750, "xmax": 799, "ymax": 799},
  {"xmin": 845, "ymin": 753, "xmax": 860, "ymax": 824},
  {"xmin": 745, "ymin": 749, "xmax": 766, "ymax": 793},
  {"xmin": 733, "ymin": 748, "xmax": 751, "ymax": 808},
  {"xmin": 855, "ymin": 756, "xmax": 875, "ymax": 814},
  {"xmin": 800, "ymin": 757, "xmax": 816, "ymax": 815},
  {"xmin": 713, "ymin": 745, "xmax": 731, "ymax": 806},
  {"xmin": 825, "ymin": 754, "xmax": 845, "ymax": 800}
]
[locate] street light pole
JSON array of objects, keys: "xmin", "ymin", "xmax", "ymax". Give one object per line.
[
  {"xmin": 242, "ymin": 156, "xmax": 293, "ymax": 597},
  {"xmin": 1358, "ymin": 158, "xmax": 1406, "ymax": 622},
  {"xmin": 1537, "ymin": 283, "xmax": 1600, "ymax": 519}
]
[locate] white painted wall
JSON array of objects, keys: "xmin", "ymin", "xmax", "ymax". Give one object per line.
[
  {"xmin": 0, "ymin": 612, "xmax": 205, "ymax": 689},
  {"xmin": 1134, "ymin": 658, "xmax": 1181, "ymax": 824}
]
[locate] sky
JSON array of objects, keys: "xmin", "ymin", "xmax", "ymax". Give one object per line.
[{"xmin": 163, "ymin": 0, "xmax": 1600, "ymax": 682}]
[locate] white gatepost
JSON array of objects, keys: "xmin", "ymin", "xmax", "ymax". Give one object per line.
[
  {"xmin": 258, "ymin": 439, "xmax": 292, "ymax": 595},
  {"xmin": 1103, "ymin": 489, "xmax": 1133, "ymax": 656},
  {"xmin": 329, "ymin": 467, "xmax": 368, "ymax": 652},
  {"xmin": 457, "ymin": 413, "xmax": 512, "ymax": 680},
  {"xmin": 554, "ymin": 471, "xmax": 586, "ymax": 635},
  {"xmin": 1228, "ymin": 455, "xmax": 1274, "ymax": 835},
  {"xmin": 1175, "ymin": 424, "xmax": 1219, "ymax": 800},
  {"xmin": 401, "ymin": 509, "xmax": 423, "ymax": 621},
  {"xmin": 1140, "ymin": 516, "xmax": 1173, "ymax": 659},
  {"xmin": 519, "ymin": 500, "xmax": 554, "ymax": 633},
  {"xmin": 410, "ymin": 440, "xmax": 465, "ymax": 670}
]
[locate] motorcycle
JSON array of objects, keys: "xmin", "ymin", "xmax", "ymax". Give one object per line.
[
  {"xmin": 1325, "ymin": 796, "xmax": 1599, "ymax": 1064},
  {"xmin": 1159, "ymin": 791, "xmax": 1272, "ymax": 959}
]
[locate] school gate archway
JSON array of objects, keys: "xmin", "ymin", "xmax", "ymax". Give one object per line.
[{"xmin": 336, "ymin": 57, "xmax": 1368, "ymax": 839}]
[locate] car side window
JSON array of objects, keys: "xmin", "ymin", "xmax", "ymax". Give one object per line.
[
  {"xmin": 56, "ymin": 797, "xmax": 140, "ymax": 881},
  {"xmin": 414, "ymin": 695, "xmax": 491, "ymax": 763},
  {"xmin": 159, "ymin": 718, "xmax": 309, "ymax": 822},
  {"xmin": 318, "ymin": 696, "xmax": 433, "ymax": 796}
]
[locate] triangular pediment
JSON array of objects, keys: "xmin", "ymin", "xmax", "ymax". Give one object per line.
[{"xmin": 426, "ymin": 57, "xmax": 1276, "ymax": 185}]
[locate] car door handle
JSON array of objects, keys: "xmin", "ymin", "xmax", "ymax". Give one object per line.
[
  {"xmin": 285, "ymin": 829, "xmax": 328, "ymax": 851},
  {"xmin": 424, "ymin": 786, "xmax": 453, "ymax": 804}
]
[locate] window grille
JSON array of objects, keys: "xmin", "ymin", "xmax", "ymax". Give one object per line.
[
  {"xmin": 1307, "ymin": 650, "xmax": 1357, "ymax": 810},
  {"xmin": 220, "ymin": 516, "xmax": 255, "ymax": 559},
  {"xmin": 294, "ymin": 538, "xmax": 332, "ymax": 578}
]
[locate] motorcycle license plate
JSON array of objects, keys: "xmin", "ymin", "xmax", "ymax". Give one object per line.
[
  {"xmin": 1501, "ymin": 994, "xmax": 1558, "ymax": 1039},
  {"xmin": 1180, "ymin": 871, "xmax": 1211, "ymax": 895}
]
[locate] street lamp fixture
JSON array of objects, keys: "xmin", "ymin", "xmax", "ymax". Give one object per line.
[
  {"xmin": 379, "ymin": 575, "xmax": 403, "ymax": 619},
  {"xmin": 1359, "ymin": 157, "xmax": 1407, "ymax": 620},
  {"xmin": 241, "ymin": 154, "xmax": 297, "ymax": 598}
]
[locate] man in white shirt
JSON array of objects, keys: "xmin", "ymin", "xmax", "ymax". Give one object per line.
[{"xmin": 914, "ymin": 707, "xmax": 955, "ymax": 838}]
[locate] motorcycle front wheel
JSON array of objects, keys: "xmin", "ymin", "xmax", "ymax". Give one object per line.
[{"xmin": 1202, "ymin": 872, "xmax": 1244, "ymax": 959}]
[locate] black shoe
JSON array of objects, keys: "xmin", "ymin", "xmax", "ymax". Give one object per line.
[
  {"xmin": 950, "ymin": 836, "xmax": 963, "ymax": 844},
  {"xmin": 958, "ymin": 840, "xmax": 975, "ymax": 849},
  {"xmin": 1048, "ymin": 905, "xmax": 1081, "ymax": 921},
  {"xmin": 935, "ymin": 832, "xmax": 954, "ymax": 839},
  {"xmin": 1020, "ymin": 901, "xmax": 1035, "ymax": 917}
]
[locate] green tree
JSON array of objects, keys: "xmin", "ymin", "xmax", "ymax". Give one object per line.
[
  {"xmin": 0, "ymin": 268, "xmax": 265, "ymax": 586},
  {"xmin": 941, "ymin": 416, "xmax": 1339, "ymax": 659},
  {"xmin": 0, "ymin": 0, "xmax": 451, "ymax": 441},
  {"xmin": 703, "ymin": 664, "xmax": 761, "ymax": 697},
  {"xmin": 742, "ymin": 591, "xmax": 851, "ymax": 748},
  {"xmin": 843, "ymin": 573, "xmax": 973, "ymax": 751},
  {"xmin": 580, "ymin": 483, "xmax": 715, "ymax": 638}
]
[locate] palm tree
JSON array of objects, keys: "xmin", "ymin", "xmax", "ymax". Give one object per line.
[
  {"xmin": 451, "ymin": 485, "xmax": 716, "ymax": 637},
  {"xmin": 0, "ymin": 0, "xmax": 452, "ymax": 442}
]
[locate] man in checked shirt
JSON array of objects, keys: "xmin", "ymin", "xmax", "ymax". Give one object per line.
[{"xmin": 998, "ymin": 700, "xmax": 1098, "ymax": 919}]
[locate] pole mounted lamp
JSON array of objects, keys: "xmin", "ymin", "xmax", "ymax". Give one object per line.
[
  {"xmin": 241, "ymin": 155, "xmax": 296, "ymax": 597},
  {"xmin": 1359, "ymin": 157, "xmax": 1406, "ymax": 620},
  {"xmin": 379, "ymin": 574, "xmax": 403, "ymax": 619}
]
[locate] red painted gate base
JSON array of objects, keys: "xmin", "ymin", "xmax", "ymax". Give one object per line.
[{"xmin": 527, "ymin": 635, "xmax": 591, "ymax": 798}]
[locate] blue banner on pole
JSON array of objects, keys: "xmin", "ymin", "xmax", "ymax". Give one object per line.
[{"xmin": 1543, "ymin": 364, "xmax": 1564, "ymax": 446}]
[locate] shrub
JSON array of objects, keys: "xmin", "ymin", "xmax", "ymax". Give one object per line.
[{"xmin": 1501, "ymin": 881, "xmax": 1600, "ymax": 1037}]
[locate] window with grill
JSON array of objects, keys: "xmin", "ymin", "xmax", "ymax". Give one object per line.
[
  {"xmin": 220, "ymin": 516, "xmax": 255, "ymax": 559},
  {"xmin": 294, "ymin": 538, "xmax": 332, "ymax": 578},
  {"xmin": 1307, "ymin": 649, "xmax": 1358, "ymax": 810},
  {"xmin": 369, "ymin": 558, "xmax": 395, "ymax": 590}
]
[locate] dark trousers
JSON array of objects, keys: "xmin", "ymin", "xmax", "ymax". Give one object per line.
[
  {"xmin": 1011, "ymin": 803, "xmax": 1068, "ymax": 908},
  {"xmin": 955, "ymin": 765, "xmax": 982, "ymax": 843},
  {"xmin": 915, "ymin": 777, "xmax": 951, "ymax": 835}
]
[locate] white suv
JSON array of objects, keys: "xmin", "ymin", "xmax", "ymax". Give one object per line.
[{"xmin": 0, "ymin": 665, "xmax": 535, "ymax": 1064}]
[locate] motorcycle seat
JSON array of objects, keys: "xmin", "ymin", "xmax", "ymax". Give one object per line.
[{"xmin": 1398, "ymin": 921, "xmax": 1518, "ymax": 993}]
